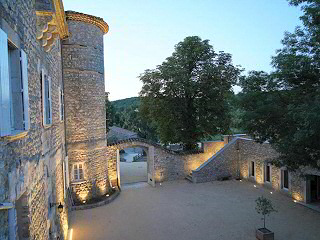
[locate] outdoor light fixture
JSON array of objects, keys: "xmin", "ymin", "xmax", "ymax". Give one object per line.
[
  {"xmin": 106, "ymin": 194, "xmax": 110, "ymax": 197},
  {"xmin": 293, "ymin": 200, "xmax": 297, "ymax": 203},
  {"xmin": 240, "ymin": 180, "xmax": 242, "ymax": 182},
  {"xmin": 160, "ymin": 183, "xmax": 162, "ymax": 186},
  {"xmin": 50, "ymin": 202, "xmax": 64, "ymax": 213},
  {"xmin": 254, "ymin": 185, "xmax": 257, "ymax": 188},
  {"xmin": 270, "ymin": 192, "xmax": 273, "ymax": 194}
]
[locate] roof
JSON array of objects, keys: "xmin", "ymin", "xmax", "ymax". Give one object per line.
[
  {"xmin": 65, "ymin": 11, "xmax": 109, "ymax": 34},
  {"xmin": 107, "ymin": 126, "xmax": 138, "ymax": 141}
]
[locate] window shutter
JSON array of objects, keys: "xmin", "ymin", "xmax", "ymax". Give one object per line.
[
  {"xmin": 42, "ymin": 70, "xmax": 46, "ymax": 125},
  {"xmin": 49, "ymin": 77, "xmax": 52, "ymax": 124},
  {"xmin": 58, "ymin": 86, "xmax": 61, "ymax": 120},
  {"xmin": 21, "ymin": 49, "xmax": 29, "ymax": 130},
  {"xmin": 0, "ymin": 28, "xmax": 11, "ymax": 136}
]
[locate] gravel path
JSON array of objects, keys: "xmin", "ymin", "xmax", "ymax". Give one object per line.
[{"xmin": 69, "ymin": 180, "xmax": 320, "ymax": 240}]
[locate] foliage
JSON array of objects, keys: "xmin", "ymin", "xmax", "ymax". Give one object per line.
[
  {"xmin": 255, "ymin": 196, "xmax": 277, "ymax": 229},
  {"xmin": 112, "ymin": 97, "xmax": 140, "ymax": 110},
  {"xmin": 106, "ymin": 96, "xmax": 159, "ymax": 141},
  {"xmin": 105, "ymin": 93, "xmax": 116, "ymax": 129},
  {"xmin": 238, "ymin": 0, "xmax": 320, "ymax": 170},
  {"xmin": 139, "ymin": 36, "xmax": 242, "ymax": 150}
]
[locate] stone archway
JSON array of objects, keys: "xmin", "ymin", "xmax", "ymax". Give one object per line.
[{"xmin": 107, "ymin": 140, "xmax": 155, "ymax": 189}]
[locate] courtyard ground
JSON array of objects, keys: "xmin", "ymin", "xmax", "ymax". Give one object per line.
[
  {"xmin": 69, "ymin": 180, "xmax": 320, "ymax": 240},
  {"xmin": 120, "ymin": 162, "xmax": 147, "ymax": 184}
]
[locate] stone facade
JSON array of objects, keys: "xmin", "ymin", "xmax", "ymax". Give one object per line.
[
  {"xmin": 191, "ymin": 137, "xmax": 320, "ymax": 203},
  {"xmin": 0, "ymin": 1, "xmax": 108, "ymax": 239}
]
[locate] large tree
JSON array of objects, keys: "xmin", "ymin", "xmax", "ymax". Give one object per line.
[
  {"xmin": 238, "ymin": 0, "xmax": 320, "ymax": 170},
  {"xmin": 140, "ymin": 36, "xmax": 241, "ymax": 150}
]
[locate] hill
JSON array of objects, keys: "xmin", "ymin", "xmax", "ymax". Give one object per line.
[{"xmin": 111, "ymin": 97, "xmax": 140, "ymax": 110}]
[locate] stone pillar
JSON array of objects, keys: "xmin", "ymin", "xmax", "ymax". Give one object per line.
[{"xmin": 61, "ymin": 11, "xmax": 109, "ymax": 202}]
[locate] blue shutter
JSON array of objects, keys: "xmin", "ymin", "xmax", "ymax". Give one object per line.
[
  {"xmin": 42, "ymin": 70, "xmax": 47, "ymax": 125},
  {"xmin": 48, "ymin": 76, "xmax": 52, "ymax": 124},
  {"xmin": 0, "ymin": 28, "xmax": 11, "ymax": 137},
  {"xmin": 21, "ymin": 49, "xmax": 29, "ymax": 130}
]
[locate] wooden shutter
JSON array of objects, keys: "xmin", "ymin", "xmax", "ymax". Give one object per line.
[
  {"xmin": 58, "ymin": 86, "xmax": 61, "ymax": 120},
  {"xmin": 10, "ymin": 48, "xmax": 24, "ymax": 130},
  {"xmin": 0, "ymin": 28, "xmax": 11, "ymax": 136},
  {"xmin": 21, "ymin": 49, "xmax": 29, "ymax": 130},
  {"xmin": 45, "ymin": 77, "xmax": 50, "ymax": 124},
  {"xmin": 42, "ymin": 69, "xmax": 46, "ymax": 125}
]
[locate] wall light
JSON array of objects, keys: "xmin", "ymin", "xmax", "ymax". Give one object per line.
[
  {"xmin": 50, "ymin": 202, "xmax": 64, "ymax": 214},
  {"xmin": 270, "ymin": 192, "xmax": 273, "ymax": 194},
  {"xmin": 254, "ymin": 185, "xmax": 257, "ymax": 188},
  {"xmin": 293, "ymin": 200, "xmax": 297, "ymax": 203}
]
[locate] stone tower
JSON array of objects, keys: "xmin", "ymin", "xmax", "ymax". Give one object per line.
[{"xmin": 61, "ymin": 11, "xmax": 109, "ymax": 202}]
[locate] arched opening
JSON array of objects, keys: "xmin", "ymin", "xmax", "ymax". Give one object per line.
[
  {"xmin": 115, "ymin": 142, "xmax": 155, "ymax": 189},
  {"xmin": 119, "ymin": 147, "xmax": 148, "ymax": 185}
]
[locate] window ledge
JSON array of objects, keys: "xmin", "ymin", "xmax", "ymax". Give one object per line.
[
  {"xmin": 71, "ymin": 180, "xmax": 87, "ymax": 185},
  {"xmin": 4, "ymin": 131, "xmax": 28, "ymax": 142},
  {"xmin": 44, "ymin": 124, "xmax": 52, "ymax": 129}
]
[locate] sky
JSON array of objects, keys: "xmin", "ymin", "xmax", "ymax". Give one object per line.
[{"xmin": 63, "ymin": 0, "xmax": 302, "ymax": 101}]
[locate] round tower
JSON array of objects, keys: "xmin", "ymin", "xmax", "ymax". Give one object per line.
[{"xmin": 62, "ymin": 11, "xmax": 109, "ymax": 202}]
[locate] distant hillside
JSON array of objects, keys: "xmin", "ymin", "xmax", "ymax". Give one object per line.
[{"xmin": 111, "ymin": 97, "xmax": 140, "ymax": 110}]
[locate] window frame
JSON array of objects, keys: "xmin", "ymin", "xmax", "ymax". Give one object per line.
[
  {"xmin": 249, "ymin": 160, "xmax": 255, "ymax": 178},
  {"xmin": 72, "ymin": 163, "xmax": 85, "ymax": 182},
  {"xmin": 281, "ymin": 169, "xmax": 289, "ymax": 191},
  {"xmin": 265, "ymin": 163, "xmax": 272, "ymax": 183}
]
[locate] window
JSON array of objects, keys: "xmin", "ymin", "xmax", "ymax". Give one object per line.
[
  {"xmin": 59, "ymin": 87, "xmax": 64, "ymax": 121},
  {"xmin": 250, "ymin": 161, "xmax": 255, "ymax": 177},
  {"xmin": 281, "ymin": 169, "xmax": 289, "ymax": 190},
  {"xmin": 41, "ymin": 69, "xmax": 52, "ymax": 126},
  {"xmin": 265, "ymin": 164, "xmax": 271, "ymax": 183},
  {"xmin": 0, "ymin": 28, "xmax": 29, "ymax": 137},
  {"xmin": 73, "ymin": 163, "xmax": 84, "ymax": 181}
]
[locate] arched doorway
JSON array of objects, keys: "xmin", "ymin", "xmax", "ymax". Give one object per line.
[{"xmin": 114, "ymin": 142, "xmax": 155, "ymax": 189}]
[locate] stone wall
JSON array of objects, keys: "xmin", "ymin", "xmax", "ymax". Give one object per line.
[
  {"xmin": 192, "ymin": 139, "xmax": 238, "ymax": 183},
  {"xmin": 192, "ymin": 138, "xmax": 320, "ymax": 203},
  {"xmin": 0, "ymin": 0, "xmax": 68, "ymax": 239},
  {"xmin": 106, "ymin": 139, "xmax": 225, "ymax": 186}
]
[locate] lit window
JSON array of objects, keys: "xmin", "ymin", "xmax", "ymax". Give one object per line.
[
  {"xmin": 0, "ymin": 28, "xmax": 29, "ymax": 137},
  {"xmin": 41, "ymin": 69, "xmax": 52, "ymax": 126},
  {"xmin": 73, "ymin": 163, "xmax": 84, "ymax": 181}
]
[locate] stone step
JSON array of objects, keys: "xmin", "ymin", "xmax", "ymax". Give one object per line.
[{"xmin": 185, "ymin": 174, "xmax": 193, "ymax": 183}]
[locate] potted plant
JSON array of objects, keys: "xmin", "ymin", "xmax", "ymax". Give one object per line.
[{"xmin": 255, "ymin": 196, "xmax": 277, "ymax": 240}]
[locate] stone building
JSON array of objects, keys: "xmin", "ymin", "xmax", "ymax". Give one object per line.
[{"xmin": 0, "ymin": 0, "xmax": 109, "ymax": 239}]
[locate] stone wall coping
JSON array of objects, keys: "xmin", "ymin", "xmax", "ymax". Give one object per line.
[
  {"xmin": 107, "ymin": 138, "xmax": 204, "ymax": 155},
  {"xmin": 193, "ymin": 137, "xmax": 239, "ymax": 172},
  {"xmin": 71, "ymin": 189, "xmax": 120, "ymax": 211},
  {"xmin": 65, "ymin": 11, "xmax": 109, "ymax": 34},
  {"xmin": 201, "ymin": 140, "xmax": 224, "ymax": 143}
]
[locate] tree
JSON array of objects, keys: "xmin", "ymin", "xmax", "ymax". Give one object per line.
[
  {"xmin": 105, "ymin": 93, "xmax": 116, "ymax": 130},
  {"xmin": 255, "ymin": 196, "xmax": 277, "ymax": 229},
  {"xmin": 238, "ymin": 0, "xmax": 320, "ymax": 170},
  {"xmin": 140, "ymin": 36, "xmax": 242, "ymax": 150}
]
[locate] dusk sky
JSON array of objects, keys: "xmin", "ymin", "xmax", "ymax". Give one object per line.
[{"xmin": 63, "ymin": 0, "xmax": 302, "ymax": 101}]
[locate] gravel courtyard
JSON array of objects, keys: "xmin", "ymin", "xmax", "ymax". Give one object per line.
[{"xmin": 69, "ymin": 180, "xmax": 320, "ymax": 240}]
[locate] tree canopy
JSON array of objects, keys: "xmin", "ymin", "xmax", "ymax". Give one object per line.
[
  {"xmin": 238, "ymin": 0, "xmax": 320, "ymax": 170},
  {"xmin": 140, "ymin": 36, "xmax": 242, "ymax": 149}
]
